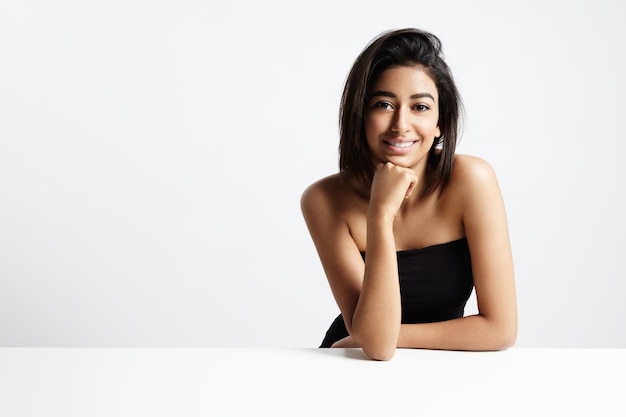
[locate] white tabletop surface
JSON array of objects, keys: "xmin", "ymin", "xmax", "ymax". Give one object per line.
[{"xmin": 1, "ymin": 347, "xmax": 624, "ymax": 416}]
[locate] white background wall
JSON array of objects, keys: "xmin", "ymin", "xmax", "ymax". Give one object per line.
[{"xmin": 1, "ymin": 0, "xmax": 624, "ymax": 348}]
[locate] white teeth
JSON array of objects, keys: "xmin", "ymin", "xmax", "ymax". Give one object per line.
[{"xmin": 388, "ymin": 141, "xmax": 413, "ymax": 148}]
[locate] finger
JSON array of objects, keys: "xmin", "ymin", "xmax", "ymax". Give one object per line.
[
  {"xmin": 405, "ymin": 182, "xmax": 415, "ymax": 199},
  {"xmin": 405, "ymin": 173, "xmax": 418, "ymax": 198}
]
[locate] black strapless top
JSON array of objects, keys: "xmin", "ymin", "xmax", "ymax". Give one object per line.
[{"xmin": 319, "ymin": 238, "xmax": 474, "ymax": 348}]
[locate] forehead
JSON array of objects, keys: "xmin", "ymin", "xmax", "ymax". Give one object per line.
[{"xmin": 370, "ymin": 65, "xmax": 438, "ymax": 99}]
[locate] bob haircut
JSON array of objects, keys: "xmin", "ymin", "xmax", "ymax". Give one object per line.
[{"xmin": 339, "ymin": 28, "xmax": 463, "ymax": 195}]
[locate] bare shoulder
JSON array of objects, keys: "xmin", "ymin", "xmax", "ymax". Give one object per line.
[
  {"xmin": 452, "ymin": 154, "xmax": 497, "ymax": 182},
  {"xmin": 449, "ymin": 154, "xmax": 500, "ymax": 196},
  {"xmin": 445, "ymin": 154, "xmax": 508, "ymax": 229},
  {"xmin": 441, "ymin": 154, "xmax": 503, "ymax": 217},
  {"xmin": 300, "ymin": 173, "xmax": 353, "ymax": 224},
  {"xmin": 300, "ymin": 173, "xmax": 362, "ymax": 250},
  {"xmin": 301, "ymin": 173, "xmax": 342, "ymax": 210}
]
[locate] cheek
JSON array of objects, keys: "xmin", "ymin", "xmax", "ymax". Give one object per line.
[
  {"xmin": 365, "ymin": 115, "xmax": 387, "ymax": 136},
  {"xmin": 420, "ymin": 117, "xmax": 440, "ymax": 136},
  {"xmin": 364, "ymin": 117, "xmax": 378, "ymax": 142}
]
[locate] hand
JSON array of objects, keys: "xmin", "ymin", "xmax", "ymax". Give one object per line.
[
  {"xmin": 369, "ymin": 162, "xmax": 419, "ymax": 219},
  {"xmin": 330, "ymin": 335, "xmax": 360, "ymax": 348}
]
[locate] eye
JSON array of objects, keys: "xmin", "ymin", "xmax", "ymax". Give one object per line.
[
  {"xmin": 413, "ymin": 104, "xmax": 430, "ymax": 112},
  {"xmin": 372, "ymin": 101, "xmax": 394, "ymax": 110}
]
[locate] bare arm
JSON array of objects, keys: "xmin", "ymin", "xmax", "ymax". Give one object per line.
[
  {"xmin": 301, "ymin": 164, "xmax": 417, "ymax": 360},
  {"xmin": 354, "ymin": 163, "xmax": 422, "ymax": 359},
  {"xmin": 303, "ymin": 158, "xmax": 516, "ymax": 356},
  {"xmin": 398, "ymin": 157, "xmax": 517, "ymax": 350}
]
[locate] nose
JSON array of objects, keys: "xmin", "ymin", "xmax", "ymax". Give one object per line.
[{"xmin": 391, "ymin": 106, "xmax": 410, "ymax": 133}]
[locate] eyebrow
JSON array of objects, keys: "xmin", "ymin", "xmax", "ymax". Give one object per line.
[{"xmin": 369, "ymin": 90, "xmax": 436, "ymax": 101}]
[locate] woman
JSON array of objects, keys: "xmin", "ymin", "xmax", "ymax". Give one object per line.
[{"xmin": 300, "ymin": 28, "xmax": 517, "ymax": 360}]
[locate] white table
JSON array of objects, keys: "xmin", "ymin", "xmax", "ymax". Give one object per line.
[{"xmin": 1, "ymin": 348, "xmax": 624, "ymax": 416}]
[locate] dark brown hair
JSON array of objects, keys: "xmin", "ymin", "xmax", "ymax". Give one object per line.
[{"xmin": 338, "ymin": 28, "xmax": 463, "ymax": 195}]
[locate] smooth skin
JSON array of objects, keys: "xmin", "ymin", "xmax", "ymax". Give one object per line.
[{"xmin": 301, "ymin": 66, "xmax": 517, "ymax": 360}]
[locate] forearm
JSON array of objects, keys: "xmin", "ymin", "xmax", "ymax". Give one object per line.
[
  {"xmin": 397, "ymin": 314, "xmax": 517, "ymax": 351},
  {"xmin": 351, "ymin": 215, "xmax": 401, "ymax": 360}
]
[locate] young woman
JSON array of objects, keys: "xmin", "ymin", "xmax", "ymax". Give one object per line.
[{"xmin": 301, "ymin": 28, "xmax": 517, "ymax": 360}]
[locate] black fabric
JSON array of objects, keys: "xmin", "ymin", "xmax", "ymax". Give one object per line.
[{"xmin": 319, "ymin": 238, "xmax": 474, "ymax": 348}]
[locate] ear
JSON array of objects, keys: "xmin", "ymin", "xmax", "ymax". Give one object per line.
[{"xmin": 435, "ymin": 125, "xmax": 441, "ymax": 139}]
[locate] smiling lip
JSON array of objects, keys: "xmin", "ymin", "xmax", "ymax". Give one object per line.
[{"xmin": 383, "ymin": 138, "xmax": 418, "ymax": 153}]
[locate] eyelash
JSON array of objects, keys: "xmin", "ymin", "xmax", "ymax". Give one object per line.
[
  {"xmin": 373, "ymin": 102, "xmax": 393, "ymax": 110},
  {"xmin": 372, "ymin": 102, "xmax": 430, "ymax": 111}
]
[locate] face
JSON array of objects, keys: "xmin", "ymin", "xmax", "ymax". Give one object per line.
[{"xmin": 365, "ymin": 65, "xmax": 441, "ymax": 173}]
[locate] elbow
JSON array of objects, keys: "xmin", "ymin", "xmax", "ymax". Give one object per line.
[
  {"xmin": 499, "ymin": 328, "xmax": 517, "ymax": 350},
  {"xmin": 351, "ymin": 332, "xmax": 397, "ymax": 361},
  {"xmin": 351, "ymin": 327, "xmax": 398, "ymax": 361},
  {"xmin": 471, "ymin": 314, "xmax": 517, "ymax": 351},
  {"xmin": 500, "ymin": 315, "xmax": 518, "ymax": 349},
  {"xmin": 489, "ymin": 322, "xmax": 517, "ymax": 351},
  {"xmin": 359, "ymin": 336, "xmax": 397, "ymax": 360},
  {"xmin": 490, "ymin": 334, "xmax": 516, "ymax": 351},
  {"xmin": 349, "ymin": 316, "xmax": 401, "ymax": 360},
  {"xmin": 362, "ymin": 345, "xmax": 396, "ymax": 361}
]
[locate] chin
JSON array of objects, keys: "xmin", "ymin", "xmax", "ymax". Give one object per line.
[{"xmin": 385, "ymin": 158, "xmax": 414, "ymax": 168}]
